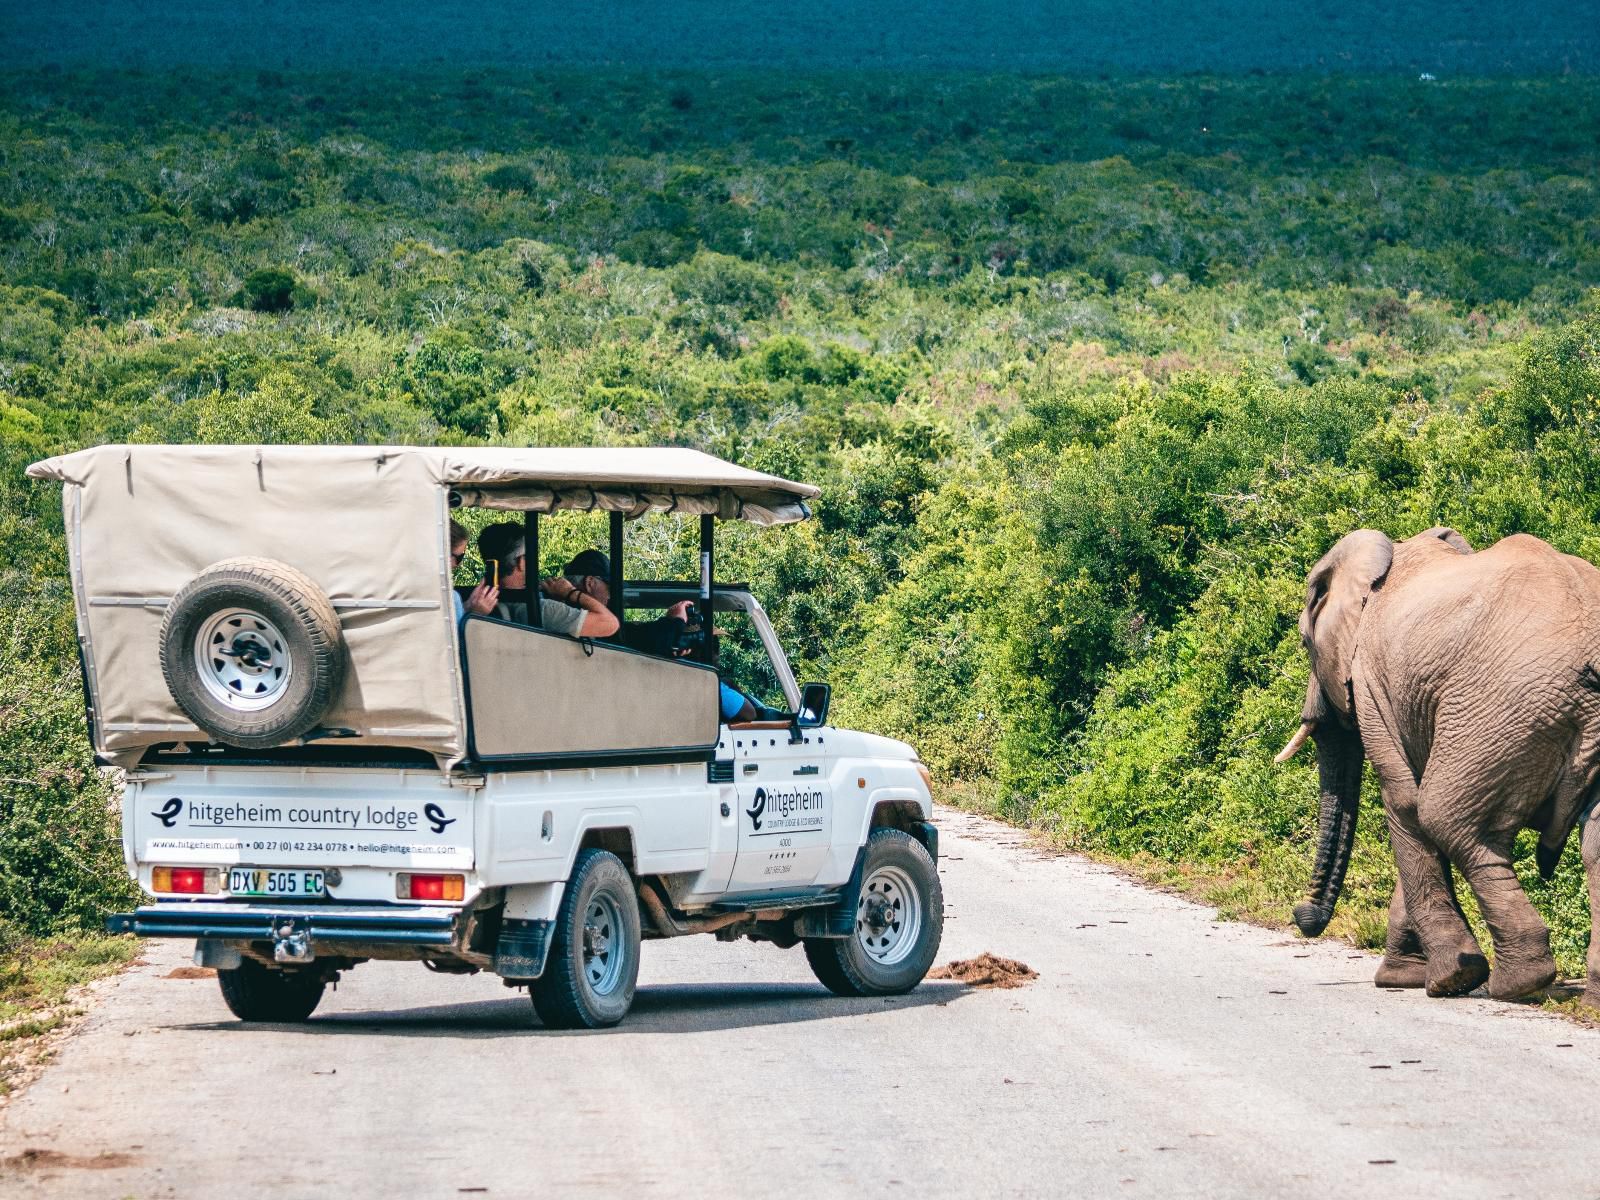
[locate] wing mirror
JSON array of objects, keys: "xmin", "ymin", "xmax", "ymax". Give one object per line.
[{"xmin": 796, "ymin": 682, "xmax": 831, "ymax": 729}]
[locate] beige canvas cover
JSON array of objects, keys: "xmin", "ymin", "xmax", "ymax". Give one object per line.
[
  {"xmin": 462, "ymin": 619, "xmax": 718, "ymax": 759},
  {"xmin": 25, "ymin": 444, "xmax": 815, "ymax": 768}
]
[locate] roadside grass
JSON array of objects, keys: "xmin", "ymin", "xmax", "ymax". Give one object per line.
[
  {"xmin": 944, "ymin": 784, "xmax": 1600, "ymax": 1023},
  {"xmin": 940, "ymin": 782, "xmax": 1394, "ymax": 949},
  {"xmin": 0, "ymin": 934, "xmax": 139, "ymax": 1098},
  {"xmin": 1540, "ymin": 996, "xmax": 1600, "ymax": 1027}
]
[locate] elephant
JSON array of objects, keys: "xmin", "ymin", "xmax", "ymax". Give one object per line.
[{"xmin": 1276, "ymin": 526, "xmax": 1600, "ymax": 1004}]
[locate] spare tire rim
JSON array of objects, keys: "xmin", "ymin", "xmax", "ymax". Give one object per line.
[
  {"xmin": 856, "ymin": 863, "xmax": 922, "ymax": 966},
  {"xmin": 194, "ymin": 608, "xmax": 293, "ymax": 711}
]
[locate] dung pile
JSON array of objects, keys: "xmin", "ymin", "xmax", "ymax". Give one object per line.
[{"xmin": 929, "ymin": 953, "xmax": 1038, "ymax": 989}]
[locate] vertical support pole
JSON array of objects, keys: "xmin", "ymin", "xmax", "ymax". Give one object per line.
[
  {"xmin": 608, "ymin": 510, "xmax": 625, "ymax": 633},
  {"xmin": 699, "ymin": 514, "xmax": 716, "ymax": 665},
  {"xmin": 524, "ymin": 510, "xmax": 541, "ymax": 628}
]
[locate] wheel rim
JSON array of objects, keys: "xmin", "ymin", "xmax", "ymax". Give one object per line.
[
  {"xmin": 194, "ymin": 607, "xmax": 293, "ymax": 711},
  {"xmin": 581, "ymin": 891, "xmax": 627, "ymax": 996},
  {"xmin": 855, "ymin": 864, "xmax": 922, "ymax": 966}
]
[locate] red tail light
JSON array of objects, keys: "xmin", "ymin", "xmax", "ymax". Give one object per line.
[
  {"xmin": 396, "ymin": 873, "xmax": 464, "ymax": 901},
  {"xmin": 151, "ymin": 866, "xmax": 219, "ymax": 894}
]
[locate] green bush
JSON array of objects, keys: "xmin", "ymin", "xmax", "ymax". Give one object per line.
[{"xmin": 244, "ymin": 267, "xmax": 297, "ymax": 313}]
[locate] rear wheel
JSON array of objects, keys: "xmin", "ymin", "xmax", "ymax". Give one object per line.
[
  {"xmin": 217, "ymin": 958, "xmax": 325, "ymax": 1022},
  {"xmin": 804, "ymin": 828, "xmax": 943, "ymax": 997},
  {"xmin": 530, "ymin": 849, "xmax": 641, "ymax": 1030}
]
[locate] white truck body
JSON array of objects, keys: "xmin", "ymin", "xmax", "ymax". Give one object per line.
[{"xmin": 30, "ymin": 443, "xmax": 940, "ymax": 1027}]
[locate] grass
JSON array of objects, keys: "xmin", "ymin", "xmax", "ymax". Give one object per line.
[
  {"xmin": 0, "ymin": 933, "xmax": 139, "ymax": 1097},
  {"xmin": 0, "ymin": 934, "xmax": 138, "ymax": 1024}
]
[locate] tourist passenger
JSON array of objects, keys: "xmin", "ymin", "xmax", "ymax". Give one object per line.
[
  {"xmin": 497, "ymin": 540, "xmax": 620, "ymax": 638},
  {"xmin": 450, "ymin": 520, "xmax": 498, "ymax": 622}
]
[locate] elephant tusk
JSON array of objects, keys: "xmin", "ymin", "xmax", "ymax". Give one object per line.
[{"xmin": 1274, "ymin": 722, "xmax": 1313, "ymax": 765}]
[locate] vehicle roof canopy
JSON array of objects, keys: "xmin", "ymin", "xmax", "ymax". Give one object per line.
[
  {"xmin": 25, "ymin": 444, "xmax": 817, "ymax": 768},
  {"xmin": 28, "ymin": 444, "xmax": 819, "ymax": 526}
]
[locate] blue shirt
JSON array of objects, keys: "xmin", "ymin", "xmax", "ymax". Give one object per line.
[{"xmin": 719, "ymin": 682, "xmax": 749, "ymax": 722}]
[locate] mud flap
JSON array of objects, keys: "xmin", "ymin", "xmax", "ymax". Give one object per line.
[
  {"xmin": 493, "ymin": 917, "xmax": 554, "ymax": 980},
  {"xmin": 794, "ymin": 847, "xmax": 867, "ymax": 940}
]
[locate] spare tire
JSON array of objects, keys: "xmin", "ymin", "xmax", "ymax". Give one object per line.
[{"xmin": 159, "ymin": 557, "xmax": 345, "ymax": 749}]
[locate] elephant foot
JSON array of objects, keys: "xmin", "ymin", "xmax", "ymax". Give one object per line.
[
  {"xmin": 1582, "ymin": 977, "xmax": 1600, "ymax": 1013},
  {"xmin": 1486, "ymin": 956, "xmax": 1558, "ymax": 1002},
  {"xmin": 1425, "ymin": 952, "xmax": 1490, "ymax": 997},
  {"xmin": 1374, "ymin": 953, "xmax": 1428, "ymax": 989}
]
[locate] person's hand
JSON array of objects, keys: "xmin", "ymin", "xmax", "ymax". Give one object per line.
[
  {"xmin": 465, "ymin": 582, "xmax": 499, "ymax": 615},
  {"xmin": 540, "ymin": 577, "xmax": 583, "ymax": 604},
  {"xmin": 666, "ymin": 600, "xmax": 693, "ymax": 621}
]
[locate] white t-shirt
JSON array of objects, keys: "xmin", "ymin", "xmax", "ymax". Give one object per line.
[{"xmin": 496, "ymin": 596, "xmax": 586, "ymax": 637}]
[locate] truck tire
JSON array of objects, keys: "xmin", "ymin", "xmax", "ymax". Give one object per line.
[
  {"xmin": 217, "ymin": 959, "xmax": 325, "ymax": 1022},
  {"xmin": 804, "ymin": 828, "xmax": 943, "ymax": 997},
  {"xmin": 159, "ymin": 557, "xmax": 345, "ymax": 749},
  {"xmin": 530, "ymin": 849, "xmax": 641, "ymax": 1029}
]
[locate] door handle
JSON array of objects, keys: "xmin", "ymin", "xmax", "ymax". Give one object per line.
[
  {"xmin": 743, "ymin": 763, "xmax": 759, "ymax": 775},
  {"xmin": 793, "ymin": 765, "xmax": 819, "ymax": 776}
]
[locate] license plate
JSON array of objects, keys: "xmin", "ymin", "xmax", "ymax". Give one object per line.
[{"xmin": 228, "ymin": 868, "xmax": 326, "ymax": 898}]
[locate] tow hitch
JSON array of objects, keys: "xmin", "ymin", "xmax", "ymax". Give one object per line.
[{"xmin": 271, "ymin": 918, "xmax": 313, "ymax": 963}]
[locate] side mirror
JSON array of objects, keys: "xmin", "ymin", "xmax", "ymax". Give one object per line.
[{"xmin": 796, "ymin": 682, "xmax": 831, "ymax": 729}]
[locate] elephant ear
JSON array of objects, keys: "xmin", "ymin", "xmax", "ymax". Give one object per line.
[
  {"xmin": 1414, "ymin": 526, "xmax": 1474, "ymax": 554},
  {"xmin": 1300, "ymin": 530, "xmax": 1394, "ymax": 721}
]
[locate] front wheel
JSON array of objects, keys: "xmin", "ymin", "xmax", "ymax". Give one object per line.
[
  {"xmin": 216, "ymin": 958, "xmax": 325, "ymax": 1022},
  {"xmin": 805, "ymin": 828, "xmax": 943, "ymax": 997},
  {"xmin": 530, "ymin": 849, "xmax": 642, "ymax": 1029}
]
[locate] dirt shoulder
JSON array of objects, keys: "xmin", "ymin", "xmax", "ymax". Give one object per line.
[{"xmin": 0, "ymin": 936, "xmax": 140, "ymax": 1111}]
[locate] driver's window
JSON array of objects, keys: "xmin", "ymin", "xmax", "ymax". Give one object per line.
[{"xmin": 713, "ymin": 612, "xmax": 786, "ymax": 714}]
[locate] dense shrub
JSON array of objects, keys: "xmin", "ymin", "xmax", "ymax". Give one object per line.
[{"xmin": 244, "ymin": 267, "xmax": 297, "ymax": 313}]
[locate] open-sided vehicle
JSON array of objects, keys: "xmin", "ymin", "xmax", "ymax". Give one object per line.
[{"xmin": 27, "ymin": 444, "xmax": 941, "ymax": 1028}]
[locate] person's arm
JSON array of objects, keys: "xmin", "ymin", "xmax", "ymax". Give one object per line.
[{"xmin": 541, "ymin": 578, "xmax": 620, "ymax": 638}]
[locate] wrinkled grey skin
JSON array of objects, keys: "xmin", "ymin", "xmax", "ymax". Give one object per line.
[{"xmin": 1285, "ymin": 528, "xmax": 1600, "ymax": 1003}]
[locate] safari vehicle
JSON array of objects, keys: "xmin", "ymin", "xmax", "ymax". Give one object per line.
[{"xmin": 27, "ymin": 444, "xmax": 941, "ymax": 1029}]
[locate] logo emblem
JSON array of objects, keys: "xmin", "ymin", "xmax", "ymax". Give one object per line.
[
  {"xmin": 745, "ymin": 787, "xmax": 767, "ymax": 831},
  {"xmin": 152, "ymin": 797, "xmax": 183, "ymax": 828},
  {"xmin": 424, "ymin": 803, "xmax": 456, "ymax": 835}
]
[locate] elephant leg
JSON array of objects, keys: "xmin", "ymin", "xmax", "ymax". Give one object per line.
[
  {"xmin": 1385, "ymin": 804, "xmax": 1488, "ymax": 996},
  {"xmin": 1582, "ymin": 806, "xmax": 1600, "ymax": 1011},
  {"xmin": 1359, "ymin": 722, "xmax": 1481, "ymax": 992},
  {"xmin": 1449, "ymin": 836, "xmax": 1557, "ymax": 1000},
  {"xmin": 1373, "ymin": 876, "xmax": 1428, "ymax": 989}
]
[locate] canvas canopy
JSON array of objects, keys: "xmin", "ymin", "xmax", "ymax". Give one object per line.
[{"xmin": 26, "ymin": 444, "xmax": 817, "ymax": 768}]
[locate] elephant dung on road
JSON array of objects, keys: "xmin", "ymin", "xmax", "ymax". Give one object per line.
[{"xmin": 1277, "ymin": 527, "xmax": 1600, "ymax": 1004}]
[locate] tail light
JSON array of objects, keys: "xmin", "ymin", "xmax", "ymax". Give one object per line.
[
  {"xmin": 151, "ymin": 866, "xmax": 220, "ymax": 895},
  {"xmin": 396, "ymin": 873, "xmax": 464, "ymax": 902}
]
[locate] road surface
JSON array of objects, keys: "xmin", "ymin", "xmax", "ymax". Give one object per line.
[{"xmin": 3, "ymin": 805, "xmax": 1598, "ymax": 1198}]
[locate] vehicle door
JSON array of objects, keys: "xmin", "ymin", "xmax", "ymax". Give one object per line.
[
  {"xmin": 728, "ymin": 721, "xmax": 832, "ymax": 891},
  {"xmin": 717, "ymin": 614, "xmax": 833, "ymax": 892}
]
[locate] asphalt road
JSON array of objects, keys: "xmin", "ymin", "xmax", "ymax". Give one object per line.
[{"xmin": 4, "ymin": 805, "xmax": 1599, "ymax": 1199}]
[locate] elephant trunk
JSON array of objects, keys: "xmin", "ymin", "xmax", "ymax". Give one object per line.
[{"xmin": 1291, "ymin": 721, "xmax": 1363, "ymax": 938}]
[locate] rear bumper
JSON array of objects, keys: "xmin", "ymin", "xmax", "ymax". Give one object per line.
[{"xmin": 106, "ymin": 903, "xmax": 459, "ymax": 948}]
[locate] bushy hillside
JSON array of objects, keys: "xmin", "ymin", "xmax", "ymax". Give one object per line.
[{"xmin": 2, "ymin": 69, "xmax": 1598, "ymax": 970}]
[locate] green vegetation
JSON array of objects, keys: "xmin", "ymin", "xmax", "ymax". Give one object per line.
[
  {"xmin": 3, "ymin": 68, "xmax": 1599, "ymax": 980},
  {"xmin": 0, "ymin": 934, "xmax": 137, "ymax": 1094}
]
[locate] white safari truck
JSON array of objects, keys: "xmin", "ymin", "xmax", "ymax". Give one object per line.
[{"xmin": 27, "ymin": 445, "xmax": 941, "ymax": 1028}]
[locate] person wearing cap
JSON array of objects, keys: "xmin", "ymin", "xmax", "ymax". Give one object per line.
[{"xmin": 495, "ymin": 542, "xmax": 620, "ymax": 638}]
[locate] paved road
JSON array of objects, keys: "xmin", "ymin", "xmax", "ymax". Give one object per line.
[{"xmin": 4, "ymin": 805, "xmax": 1599, "ymax": 1199}]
